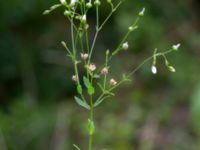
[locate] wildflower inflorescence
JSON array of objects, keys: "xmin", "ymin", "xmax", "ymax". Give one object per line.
[{"xmin": 43, "ymin": 1, "xmax": 180, "ymax": 149}]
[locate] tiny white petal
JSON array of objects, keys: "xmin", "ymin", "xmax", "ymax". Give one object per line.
[
  {"xmin": 172, "ymin": 43, "xmax": 181, "ymax": 51},
  {"xmin": 60, "ymin": 0, "xmax": 66, "ymax": 4},
  {"xmin": 82, "ymin": 14, "xmax": 86, "ymax": 22},
  {"xmin": 151, "ymin": 65, "xmax": 157, "ymax": 74},
  {"xmin": 70, "ymin": 0, "xmax": 77, "ymax": 6},
  {"xmin": 122, "ymin": 42, "xmax": 129, "ymax": 50},
  {"xmin": 139, "ymin": 8, "xmax": 145, "ymax": 16}
]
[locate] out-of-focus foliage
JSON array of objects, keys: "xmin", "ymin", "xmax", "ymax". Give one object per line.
[{"xmin": 0, "ymin": 0, "xmax": 200, "ymax": 150}]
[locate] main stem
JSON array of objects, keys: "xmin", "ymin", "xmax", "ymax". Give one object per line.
[{"xmin": 89, "ymin": 97, "xmax": 94, "ymax": 150}]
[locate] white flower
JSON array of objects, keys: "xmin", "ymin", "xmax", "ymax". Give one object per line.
[
  {"xmin": 110, "ymin": 78, "xmax": 117, "ymax": 86},
  {"xmin": 151, "ymin": 65, "xmax": 157, "ymax": 74},
  {"xmin": 101, "ymin": 67, "xmax": 108, "ymax": 75},
  {"xmin": 139, "ymin": 8, "xmax": 145, "ymax": 17},
  {"xmin": 88, "ymin": 64, "xmax": 96, "ymax": 72},
  {"xmin": 122, "ymin": 42, "xmax": 129, "ymax": 50},
  {"xmin": 72, "ymin": 75, "xmax": 77, "ymax": 82},
  {"xmin": 70, "ymin": 0, "xmax": 77, "ymax": 6},
  {"xmin": 80, "ymin": 53, "xmax": 89, "ymax": 60},
  {"xmin": 60, "ymin": 0, "xmax": 66, "ymax": 4},
  {"xmin": 172, "ymin": 43, "xmax": 181, "ymax": 51},
  {"xmin": 81, "ymin": 14, "xmax": 87, "ymax": 23}
]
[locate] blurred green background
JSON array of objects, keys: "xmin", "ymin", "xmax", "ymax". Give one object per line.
[{"xmin": 0, "ymin": 0, "xmax": 200, "ymax": 150}]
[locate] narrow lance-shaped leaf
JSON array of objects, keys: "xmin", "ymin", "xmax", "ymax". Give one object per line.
[
  {"xmin": 74, "ymin": 96, "xmax": 90, "ymax": 110},
  {"xmin": 83, "ymin": 76, "xmax": 90, "ymax": 88}
]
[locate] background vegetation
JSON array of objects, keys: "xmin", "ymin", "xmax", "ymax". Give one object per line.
[{"xmin": 0, "ymin": 0, "xmax": 200, "ymax": 149}]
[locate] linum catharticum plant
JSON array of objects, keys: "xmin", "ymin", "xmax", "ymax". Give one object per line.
[{"xmin": 43, "ymin": 0, "xmax": 180, "ymax": 149}]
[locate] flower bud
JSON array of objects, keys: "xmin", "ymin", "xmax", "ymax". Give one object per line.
[
  {"xmin": 81, "ymin": 14, "xmax": 87, "ymax": 24},
  {"xmin": 128, "ymin": 26, "xmax": 134, "ymax": 31},
  {"xmin": 107, "ymin": 0, "xmax": 112, "ymax": 3},
  {"xmin": 64, "ymin": 10, "xmax": 71, "ymax": 17},
  {"xmin": 128, "ymin": 26, "xmax": 138, "ymax": 31},
  {"xmin": 101, "ymin": 67, "xmax": 108, "ymax": 75},
  {"xmin": 139, "ymin": 8, "xmax": 145, "ymax": 17},
  {"xmin": 88, "ymin": 64, "xmax": 96, "ymax": 72},
  {"xmin": 168, "ymin": 66, "xmax": 176, "ymax": 72},
  {"xmin": 122, "ymin": 42, "xmax": 129, "ymax": 50},
  {"xmin": 43, "ymin": 10, "xmax": 50, "ymax": 15},
  {"xmin": 80, "ymin": 53, "xmax": 89, "ymax": 60},
  {"xmin": 172, "ymin": 43, "xmax": 181, "ymax": 51},
  {"xmin": 60, "ymin": 0, "xmax": 67, "ymax": 5},
  {"xmin": 50, "ymin": 4, "xmax": 61, "ymax": 10},
  {"xmin": 110, "ymin": 78, "xmax": 117, "ymax": 86},
  {"xmin": 70, "ymin": 0, "xmax": 77, "ymax": 6},
  {"xmin": 94, "ymin": 0, "xmax": 101, "ymax": 6},
  {"xmin": 151, "ymin": 65, "xmax": 157, "ymax": 74},
  {"xmin": 86, "ymin": 2, "xmax": 92, "ymax": 8},
  {"xmin": 72, "ymin": 75, "xmax": 77, "ymax": 82}
]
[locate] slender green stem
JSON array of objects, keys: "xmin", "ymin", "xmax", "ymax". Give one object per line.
[
  {"xmin": 95, "ymin": 49, "xmax": 174, "ymax": 102},
  {"xmin": 88, "ymin": 96, "xmax": 94, "ymax": 150},
  {"xmin": 88, "ymin": 1, "xmax": 122, "ymax": 64}
]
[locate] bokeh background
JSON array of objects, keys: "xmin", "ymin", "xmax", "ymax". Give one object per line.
[{"xmin": 0, "ymin": 0, "xmax": 200, "ymax": 150}]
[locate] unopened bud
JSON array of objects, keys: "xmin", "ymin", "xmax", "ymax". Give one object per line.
[
  {"xmin": 80, "ymin": 53, "xmax": 89, "ymax": 60},
  {"xmin": 101, "ymin": 67, "xmax": 108, "ymax": 75},
  {"xmin": 72, "ymin": 75, "xmax": 77, "ymax": 82},
  {"xmin": 172, "ymin": 43, "xmax": 181, "ymax": 51},
  {"xmin": 107, "ymin": 0, "xmax": 112, "ymax": 3},
  {"xmin": 122, "ymin": 42, "xmax": 129, "ymax": 50},
  {"xmin": 151, "ymin": 65, "xmax": 157, "ymax": 74},
  {"xmin": 110, "ymin": 78, "xmax": 117, "ymax": 86},
  {"xmin": 64, "ymin": 10, "xmax": 71, "ymax": 17},
  {"xmin": 139, "ymin": 8, "xmax": 145, "ymax": 17},
  {"xmin": 88, "ymin": 64, "xmax": 96, "ymax": 72},
  {"xmin": 81, "ymin": 14, "xmax": 87, "ymax": 24},
  {"xmin": 43, "ymin": 10, "xmax": 50, "ymax": 15},
  {"xmin": 86, "ymin": 2, "xmax": 92, "ymax": 8},
  {"xmin": 168, "ymin": 66, "xmax": 176, "ymax": 72},
  {"xmin": 70, "ymin": 0, "xmax": 77, "ymax": 6},
  {"xmin": 94, "ymin": 0, "xmax": 101, "ymax": 6},
  {"xmin": 128, "ymin": 26, "xmax": 138, "ymax": 31},
  {"xmin": 60, "ymin": 0, "xmax": 67, "ymax": 5}
]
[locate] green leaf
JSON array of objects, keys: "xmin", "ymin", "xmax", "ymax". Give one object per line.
[
  {"xmin": 73, "ymin": 144, "xmax": 81, "ymax": 150},
  {"xmin": 74, "ymin": 96, "xmax": 90, "ymax": 110},
  {"xmin": 83, "ymin": 76, "xmax": 90, "ymax": 88},
  {"xmin": 77, "ymin": 84, "xmax": 82, "ymax": 95},
  {"xmin": 88, "ymin": 119, "xmax": 95, "ymax": 135}
]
